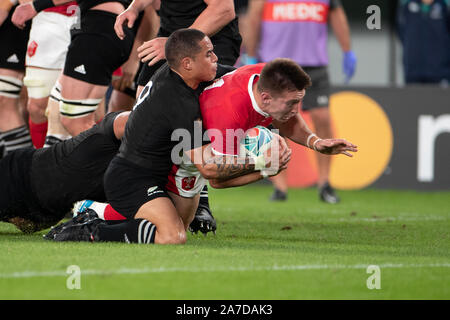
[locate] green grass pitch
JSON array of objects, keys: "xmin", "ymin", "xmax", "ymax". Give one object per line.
[{"xmin": 0, "ymin": 185, "xmax": 449, "ymax": 300}]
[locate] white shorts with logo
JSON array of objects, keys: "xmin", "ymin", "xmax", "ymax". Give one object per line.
[
  {"xmin": 26, "ymin": 11, "xmax": 77, "ymax": 69},
  {"xmin": 167, "ymin": 163, "xmax": 206, "ymax": 198}
]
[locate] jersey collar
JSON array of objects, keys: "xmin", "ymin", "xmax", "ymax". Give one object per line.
[{"xmin": 248, "ymin": 74, "xmax": 270, "ymax": 118}]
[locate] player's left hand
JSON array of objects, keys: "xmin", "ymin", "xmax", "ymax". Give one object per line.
[
  {"xmin": 11, "ymin": 2, "xmax": 37, "ymax": 29},
  {"xmin": 137, "ymin": 37, "xmax": 168, "ymax": 66},
  {"xmin": 315, "ymin": 138, "xmax": 358, "ymax": 157},
  {"xmin": 342, "ymin": 50, "xmax": 356, "ymax": 83}
]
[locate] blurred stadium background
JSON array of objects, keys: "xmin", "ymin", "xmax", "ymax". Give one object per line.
[{"xmin": 248, "ymin": 0, "xmax": 450, "ymax": 191}]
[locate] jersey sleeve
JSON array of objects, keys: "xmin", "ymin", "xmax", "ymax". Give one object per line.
[{"xmin": 330, "ymin": 0, "xmax": 342, "ymax": 10}]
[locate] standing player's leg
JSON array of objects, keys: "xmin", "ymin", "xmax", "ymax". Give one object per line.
[
  {"xmin": 58, "ymin": 9, "xmax": 134, "ymax": 136},
  {"xmin": 58, "ymin": 74, "xmax": 106, "ymax": 136},
  {"xmin": 25, "ymin": 67, "xmax": 60, "ymax": 148},
  {"xmin": 25, "ymin": 10, "xmax": 78, "ymax": 148},
  {"xmin": 0, "ymin": 9, "xmax": 32, "ymax": 157},
  {"xmin": 43, "ymin": 80, "xmax": 72, "ymax": 146},
  {"xmin": 309, "ymin": 106, "xmax": 337, "ymax": 199},
  {"xmin": 0, "ymin": 68, "xmax": 32, "ymax": 157},
  {"xmin": 303, "ymin": 67, "xmax": 339, "ymax": 203}
]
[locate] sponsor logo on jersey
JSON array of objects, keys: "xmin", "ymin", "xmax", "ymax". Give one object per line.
[
  {"xmin": 6, "ymin": 54, "xmax": 19, "ymax": 63},
  {"xmin": 263, "ymin": 2, "xmax": 329, "ymax": 23},
  {"xmin": 27, "ymin": 41, "xmax": 38, "ymax": 58},
  {"xmin": 74, "ymin": 65, "xmax": 86, "ymax": 75}
]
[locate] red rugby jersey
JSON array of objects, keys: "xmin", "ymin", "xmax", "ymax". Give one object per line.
[{"xmin": 200, "ymin": 64, "xmax": 273, "ymax": 156}]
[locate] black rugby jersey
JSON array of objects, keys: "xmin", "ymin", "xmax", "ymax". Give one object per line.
[
  {"xmin": 76, "ymin": 0, "xmax": 132, "ymax": 14},
  {"xmin": 158, "ymin": 0, "xmax": 241, "ymax": 60},
  {"xmin": 118, "ymin": 63, "xmax": 202, "ymax": 179},
  {"xmin": 31, "ymin": 112, "xmax": 121, "ymax": 214}
]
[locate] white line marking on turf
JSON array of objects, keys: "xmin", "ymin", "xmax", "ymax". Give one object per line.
[{"xmin": 0, "ymin": 263, "xmax": 449, "ymax": 279}]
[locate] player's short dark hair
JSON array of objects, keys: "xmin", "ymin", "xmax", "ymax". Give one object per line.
[
  {"xmin": 165, "ymin": 28, "xmax": 206, "ymax": 69},
  {"xmin": 258, "ymin": 58, "xmax": 312, "ymax": 96}
]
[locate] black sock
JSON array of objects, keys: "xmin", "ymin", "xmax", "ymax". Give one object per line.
[
  {"xmin": 2, "ymin": 125, "xmax": 32, "ymax": 154},
  {"xmin": 0, "ymin": 136, "xmax": 4, "ymax": 159},
  {"xmin": 97, "ymin": 219, "xmax": 156, "ymax": 244},
  {"xmin": 199, "ymin": 185, "xmax": 210, "ymax": 208}
]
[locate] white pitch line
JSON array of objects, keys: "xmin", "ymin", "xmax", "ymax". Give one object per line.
[{"xmin": 0, "ymin": 263, "xmax": 449, "ymax": 279}]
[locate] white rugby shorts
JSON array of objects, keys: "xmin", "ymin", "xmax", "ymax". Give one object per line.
[
  {"xmin": 26, "ymin": 11, "xmax": 77, "ymax": 69},
  {"xmin": 167, "ymin": 163, "xmax": 206, "ymax": 198}
]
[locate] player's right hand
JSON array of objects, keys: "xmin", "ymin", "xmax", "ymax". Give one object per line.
[
  {"xmin": 11, "ymin": 2, "xmax": 37, "ymax": 29},
  {"xmin": 137, "ymin": 37, "xmax": 168, "ymax": 66},
  {"xmin": 315, "ymin": 138, "xmax": 358, "ymax": 157},
  {"xmin": 114, "ymin": 7, "xmax": 139, "ymax": 40}
]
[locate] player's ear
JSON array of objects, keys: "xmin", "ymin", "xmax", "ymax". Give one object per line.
[
  {"xmin": 260, "ymin": 91, "xmax": 272, "ymax": 105},
  {"xmin": 181, "ymin": 57, "xmax": 193, "ymax": 71}
]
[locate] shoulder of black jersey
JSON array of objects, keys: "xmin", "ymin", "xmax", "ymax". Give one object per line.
[{"xmin": 216, "ymin": 64, "xmax": 236, "ymax": 78}]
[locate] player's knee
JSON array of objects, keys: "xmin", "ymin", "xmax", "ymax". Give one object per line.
[
  {"xmin": 59, "ymin": 96, "xmax": 102, "ymax": 119},
  {"xmin": 24, "ymin": 67, "xmax": 60, "ymax": 100},
  {"xmin": 27, "ymin": 98, "xmax": 47, "ymax": 118},
  {"xmin": 158, "ymin": 228, "xmax": 187, "ymax": 245},
  {"xmin": 59, "ymin": 97, "xmax": 100, "ymax": 133}
]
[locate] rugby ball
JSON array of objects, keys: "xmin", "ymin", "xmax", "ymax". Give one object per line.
[{"xmin": 239, "ymin": 126, "xmax": 274, "ymax": 158}]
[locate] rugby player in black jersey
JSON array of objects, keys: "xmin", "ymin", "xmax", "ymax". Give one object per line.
[
  {"xmin": 93, "ymin": 29, "xmax": 221, "ymax": 245},
  {"xmin": 115, "ymin": 0, "xmax": 242, "ymax": 235}
]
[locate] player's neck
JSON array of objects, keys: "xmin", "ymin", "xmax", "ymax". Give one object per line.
[{"xmin": 171, "ymin": 68, "xmax": 200, "ymax": 90}]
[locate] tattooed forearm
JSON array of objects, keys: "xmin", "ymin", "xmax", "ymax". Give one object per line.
[{"xmin": 204, "ymin": 156, "xmax": 256, "ymax": 180}]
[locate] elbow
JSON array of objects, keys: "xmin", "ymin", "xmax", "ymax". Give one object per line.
[
  {"xmin": 199, "ymin": 164, "xmax": 219, "ymax": 180},
  {"xmin": 197, "ymin": 164, "xmax": 224, "ymax": 180},
  {"xmin": 219, "ymin": 3, "xmax": 236, "ymax": 23},
  {"xmin": 208, "ymin": 179, "xmax": 226, "ymax": 189},
  {"xmin": 225, "ymin": 8, "xmax": 236, "ymax": 21}
]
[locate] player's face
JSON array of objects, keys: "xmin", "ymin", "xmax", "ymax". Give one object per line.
[
  {"xmin": 267, "ymin": 89, "xmax": 305, "ymax": 122},
  {"xmin": 192, "ymin": 37, "xmax": 218, "ymax": 82}
]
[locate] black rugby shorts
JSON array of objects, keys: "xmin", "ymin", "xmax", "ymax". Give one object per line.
[
  {"xmin": 0, "ymin": 6, "xmax": 30, "ymax": 71},
  {"xmin": 63, "ymin": 10, "xmax": 134, "ymax": 86},
  {"xmin": 301, "ymin": 66, "xmax": 331, "ymax": 111},
  {"xmin": 104, "ymin": 157, "xmax": 170, "ymax": 219}
]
